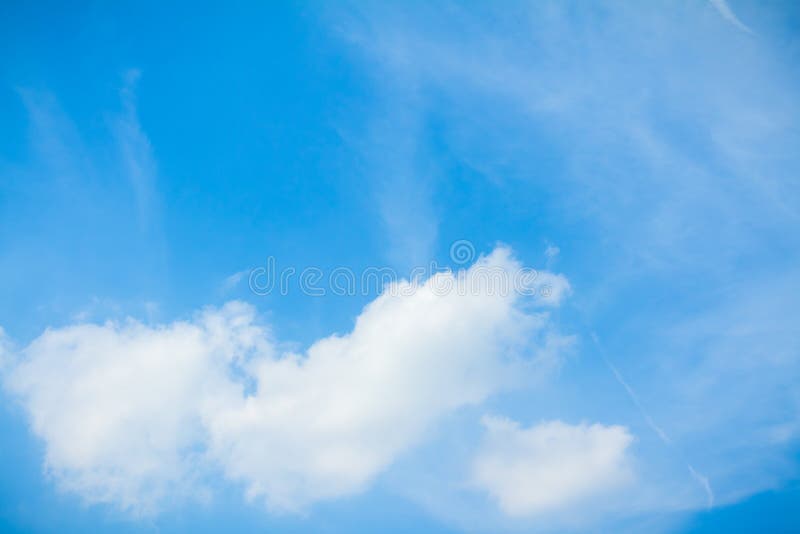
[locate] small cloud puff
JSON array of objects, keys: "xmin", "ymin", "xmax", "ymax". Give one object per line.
[{"xmin": 472, "ymin": 416, "xmax": 634, "ymax": 517}]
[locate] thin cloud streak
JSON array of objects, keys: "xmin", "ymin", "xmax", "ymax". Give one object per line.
[{"xmin": 709, "ymin": 0, "xmax": 754, "ymax": 34}]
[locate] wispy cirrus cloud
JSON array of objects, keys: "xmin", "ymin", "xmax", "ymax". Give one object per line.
[
  {"xmin": 709, "ymin": 0, "xmax": 753, "ymax": 34},
  {"xmin": 112, "ymin": 68, "xmax": 161, "ymax": 230},
  {"xmin": 0, "ymin": 71, "xmax": 167, "ymax": 335}
]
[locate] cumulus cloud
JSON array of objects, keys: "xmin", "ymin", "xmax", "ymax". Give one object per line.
[
  {"xmin": 3, "ymin": 302, "xmax": 261, "ymax": 513},
  {"xmin": 471, "ymin": 416, "xmax": 634, "ymax": 517},
  {"xmin": 3, "ymin": 247, "xmax": 570, "ymax": 513}
]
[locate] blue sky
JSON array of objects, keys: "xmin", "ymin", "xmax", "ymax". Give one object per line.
[{"xmin": 1, "ymin": 1, "xmax": 799, "ymax": 532}]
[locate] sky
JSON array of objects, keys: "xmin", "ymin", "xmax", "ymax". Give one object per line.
[{"xmin": 0, "ymin": 1, "xmax": 799, "ymax": 532}]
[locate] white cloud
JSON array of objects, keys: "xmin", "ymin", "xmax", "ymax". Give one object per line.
[
  {"xmin": 3, "ymin": 247, "xmax": 570, "ymax": 513},
  {"xmin": 3, "ymin": 302, "xmax": 261, "ymax": 514},
  {"xmin": 471, "ymin": 416, "xmax": 634, "ymax": 517},
  {"xmin": 205, "ymin": 248, "xmax": 564, "ymax": 511}
]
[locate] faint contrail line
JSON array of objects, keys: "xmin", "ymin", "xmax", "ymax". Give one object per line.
[
  {"xmin": 590, "ymin": 332, "xmax": 715, "ymax": 508},
  {"xmin": 689, "ymin": 465, "xmax": 715, "ymax": 509},
  {"xmin": 602, "ymin": 353, "xmax": 672, "ymax": 445}
]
